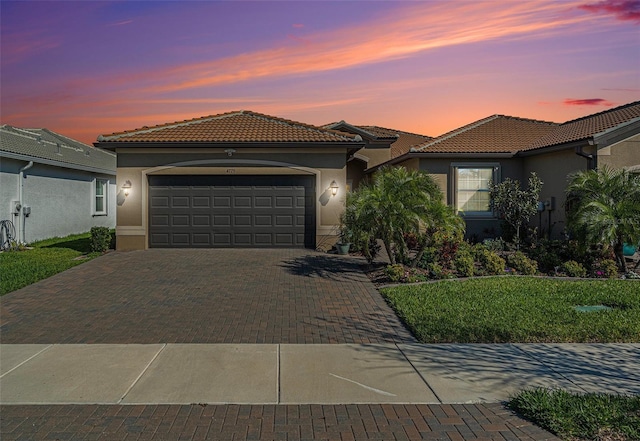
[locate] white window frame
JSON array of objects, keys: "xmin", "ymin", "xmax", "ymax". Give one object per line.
[
  {"xmin": 450, "ymin": 163, "xmax": 500, "ymax": 217},
  {"xmin": 93, "ymin": 178, "xmax": 108, "ymax": 216}
]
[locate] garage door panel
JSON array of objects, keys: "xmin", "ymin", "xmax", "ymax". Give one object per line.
[
  {"xmin": 193, "ymin": 215, "xmax": 210, "ymax": 226},
  {"xmin": 213, "ymin": 196, "xmax": 231, "ymax": 208},
  {"xmin": 234, "ymin": 215, "xmax": 251, "ymax": 226},
  {"xmin": 213, "ymin": 215, "xmax": 231, "ymax": 226},
  {"xmin": 192, "ymin": 233, "xmax": 211, "ymax": 245},
  {"xmin": 192, "ymin": 196, "xmax": 210, "ymax": 207},
  {"xmin": 254, "ymin": 196, "xmax": 271, "ymax": 208},
  {"xmin": 171, "ymin": 196, "xmax": 190, "ymax": 207},
  {"xmin": 148, "ymin": 175, "xmax": 315, "ymax": 248}
]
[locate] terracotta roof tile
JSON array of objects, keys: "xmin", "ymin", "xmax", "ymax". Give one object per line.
[
  {"xmin": 412, "ymin": 115, "xmax": 558, "ymax": 154},
  {"xmin": 98, "ymin": 111, "xmax": 360, "ymax": 144},
  {"xmin": 356, "ymin": 125, "xmax": 433, "ymax": 158},
  {"xmin": 525, "ymin": 101, "xmax": 640, "ymax": 151}
]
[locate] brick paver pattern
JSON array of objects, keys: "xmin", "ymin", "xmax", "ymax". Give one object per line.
[
  {"xmin": 0, "ymin": 249, "xmax": 560, "ymax": 440},
  {"xmin": 0, "ymin": 249, "xmax": 414, "ymax": 344},
  {"xmin": 0, "ymin": 404, "xmax": 559, "ymax": 441}
]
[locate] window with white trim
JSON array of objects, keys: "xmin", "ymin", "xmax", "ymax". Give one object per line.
[
  {"xmin": 452, "ymin": 164, "xmax": 499, "ymax": 216},
  {"xmin": 94, "ymin": 178, "xmax": 108, "ymax": 215}
]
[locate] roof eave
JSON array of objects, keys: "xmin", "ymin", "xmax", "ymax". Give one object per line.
[
  {"xmin": 365, "ymin": 151, "xmax": 515, "ymax": 173},
  {"xmin": 0, "ymin": 150, "xmax": 116, "ymax": 175},
  {"xmin": 95, "ymin": 140, "xmax": 365, "ymax": 151},
  {"xmin": 517, "ymin": 138, "xmax": 593, "ymax": 157}
]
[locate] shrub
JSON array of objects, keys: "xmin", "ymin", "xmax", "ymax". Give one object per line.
[
  {"xmin": 384, "ymin": 264, "xmax": 405, "ymax": 282},
  {"xmin": 562, "ymin": 260, "xmax": 587, "ymax": 278},
  {"xmin": 426, "ymin": 262, "xmax": 453, "ymax": 280},
  {"xmin": 483, "ymin": 237, "xmax": 506, "ymax": 252},
  {"xmin": 90, "ymin": 226, "xmax": 111, "ymax": 253},
  {"xmin": 477, "ymin": 248, "xmax": 506, "ymax": 275},
  {"xmin": 454, "ymin": 250, "xmax": 475, "ymax": 277},
  {"xmin": 506, "ymin": 251, "xmax": 538, "ymax": 275},
  {"xmin": 592, "ymin": 259, "xmax": 619, "ymax": 279}
]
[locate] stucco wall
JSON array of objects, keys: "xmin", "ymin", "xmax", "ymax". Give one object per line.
[
  {"xmin": 598, "ymin": 133, "xmax": 640, "ymax": 170},
  {"xmin": 522, "ymin": 148, "xmax": 591, "ymax": 238},
  {"xmin": 114, "ymin": 148, "xmax": 349, "ymax": 250},
  {"xmin": 0, "ymin": 158, "xmax": 116, "ymax": 244},
  {"xmin": 416, "ymin": 157, "xmax": 523, "ymax": 240}
]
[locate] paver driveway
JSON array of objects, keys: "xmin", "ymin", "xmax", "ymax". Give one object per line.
[{"xmin": 0, "ymin": 249, "xmax": 415, "ymax": 344}]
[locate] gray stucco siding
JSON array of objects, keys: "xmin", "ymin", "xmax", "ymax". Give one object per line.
[{"xmin": 0, "ymin": 158, "xmax": 116, "ymax": 243}]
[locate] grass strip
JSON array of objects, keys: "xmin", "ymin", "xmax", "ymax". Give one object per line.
[
  {"xmin": 508, "ymin": 389, "xmax": 640, "ymax": 440},
  {"xmin": 381, "ymin": 277, "xmax": 640, "ymax": 343},
  {"xmin": 0, "ymin": 232, "xmax": 101, "ymax": 295}
]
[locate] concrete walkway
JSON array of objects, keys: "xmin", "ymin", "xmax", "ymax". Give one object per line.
[{"xmin": 2, "ymin": 343, "xmax": 638, "ymax": 405}]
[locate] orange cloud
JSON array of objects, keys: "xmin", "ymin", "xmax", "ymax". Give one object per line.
[{"xmin": 138, "ymin": 1, "xmax": 591, "ymax": 93}]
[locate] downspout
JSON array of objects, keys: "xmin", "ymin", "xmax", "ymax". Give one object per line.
[
  {"xmin": 18, "ymin": 161, "xmax": 34, "ymax": 243},
  {"xmin": 575, "ymin": 140, "xmax": 597, "ymax": 170}
]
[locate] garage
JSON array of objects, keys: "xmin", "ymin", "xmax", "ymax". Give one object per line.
[{"xmin": 148, "ymin": 175, "xmax": 315, "ymax": 248}]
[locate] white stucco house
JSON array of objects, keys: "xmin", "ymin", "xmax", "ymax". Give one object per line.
[{"xmin": 0, "ymin": 125, "xmax": 116, "ymax": 245}]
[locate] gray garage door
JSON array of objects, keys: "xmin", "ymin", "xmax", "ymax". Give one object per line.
[{"xmin": 148, "ymin": 175, "xmax": 315, "ymax": 248}]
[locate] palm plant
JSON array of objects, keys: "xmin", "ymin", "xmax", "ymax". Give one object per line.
[
  {"xmin": 565, "ymin": 166, "xmax": 640, "ymax": 271},
  {"xmin": 343, "ymin": 166, "xmax": 464, "ymax": 265}
]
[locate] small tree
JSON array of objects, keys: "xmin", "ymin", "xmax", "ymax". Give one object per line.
[{"xmin": 489, "ymin": 172, "xmax": 542, "ymax": 249}]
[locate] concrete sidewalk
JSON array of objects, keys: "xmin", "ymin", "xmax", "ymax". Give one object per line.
[{"xmin": 2, "ymin": 343, "xmax": 638, "ymax": 405}]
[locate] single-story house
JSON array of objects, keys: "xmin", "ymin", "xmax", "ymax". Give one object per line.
[
  {"xmin": 94, "ymin": 111, "xmax": 367, "ymax": 251},
  {"xmin": 373, "ymin": 101, "xmax": 640, "ymax": 240},
  {"xmin": 0, "ymin": 125, "xmax": 116, "ymax": 245}
]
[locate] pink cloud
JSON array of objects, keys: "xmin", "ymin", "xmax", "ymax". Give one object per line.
[
  {"xmin": 292, "ymin": 23, "xmax": 304, "ymax": 29},
  {"xmin": 137, "ymin": 1, "xmax": 591, "ymax": 94},
  {"xmin": 579, "ymin": 0, "xmax": 640, "ymax": 23},
  {"xmin": 1, "ymin": 30, "xmax": 60, "ymax": 65},
  {"xmin": 563, "ymin": 98, "xmax": 616, "ymax": 106}
]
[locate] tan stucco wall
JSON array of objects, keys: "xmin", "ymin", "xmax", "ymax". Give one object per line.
[
  {"xmin": 598, "ymin": 133, "xmax": 640, "ymax": 170},
  {"xmin": 522, "ymin": 148, "xmax": 591, "ymax": 238},
  {"xmin": 359, "ymin": 147, "xmax": 391, "ymax": 169},
  {"xmin": 115, "ymin": 149, "xmax": 349, "ymax": 250}
]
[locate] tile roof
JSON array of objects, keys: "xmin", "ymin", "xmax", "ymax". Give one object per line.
[
  {"xmin": 412, "ymin": 115, "xmax": 558, "ymax": 154},
  {"xmin": 525, "ymin": 101, "xmax": 640, "ymax": 151},
  {"xmin": 356, "ymin": 125, "xmax": 433, "ymax": 158},
  {"xmin": 98, "ymin": 111, "xmax": 361, "ymax": 144},
  {"xmin": 1, "ymin": 125, "xmax": 116, "ymax": 174}
]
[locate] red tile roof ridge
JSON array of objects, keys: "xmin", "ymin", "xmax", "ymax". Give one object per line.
[
  {"xmin": 411, "ymin": 115, "xmax": 557, "ymax": 153},
  {"xmin": 98, "ymin": 110, "xmax": 359, "ymax": 142},
  {"xmin": 357, "ymin": 124, "xmax": 433, "ymax": 139},
  {"xmin": 99, "ymin": 110, "xmax": 243, "ymax": 140},
  {"xmin": 241, "ymin": 111, "xmax": 359, "ymax": 141}
]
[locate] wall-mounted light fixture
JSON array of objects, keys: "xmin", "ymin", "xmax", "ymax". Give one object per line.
[
  {"xmin": 330, "ymin": 180, "xmax": 339, "ymax": 196},
  {"xmin": 122, "ymin": 180, "xmax": 132, "ymax": 196},
  {"xmin": 224, "ymin": 148, "xmax": 236, "ymax": 157}
]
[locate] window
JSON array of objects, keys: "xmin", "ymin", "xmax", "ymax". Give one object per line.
[
  {"xmin": 94, "ymin": 178, "xmax": 108, "ymax": 215},
  {"xmin": 452, "ymin": 164, "xmax": 499, "ymax": 216}
]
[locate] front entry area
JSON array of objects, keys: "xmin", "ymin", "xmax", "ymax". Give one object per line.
[{"xmin": 148, "ymin": 175, "xmax": 315, "ymax": 248}]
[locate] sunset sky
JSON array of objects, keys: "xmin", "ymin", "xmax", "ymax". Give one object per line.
[{"xmin": 1, "ymin": 0, "xmax": 639, "ymax": 145}]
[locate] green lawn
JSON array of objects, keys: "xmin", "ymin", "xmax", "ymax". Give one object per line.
[
  {"xmin": 0, "ymin": 232, "xmax": 105, "ymax": 295},
  {"xmin": 381, "ymin": 277, "xmax": 640, "ymax": 343},
  {"xmin": 508, "ymin": 389, "xmax": 640, "ymax": 441}
]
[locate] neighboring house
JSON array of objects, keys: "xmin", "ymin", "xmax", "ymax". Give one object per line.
[
  {"xmin": 374, "ymin": 101, "xmax": 640, "ymax": 240},
  {"xmin": 0, "ymin": 125, "xmax": 116, "ymax": 244},
  {"xmin": 94, "ymin": 111, "xmax": 365, "ymax": 251}
]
